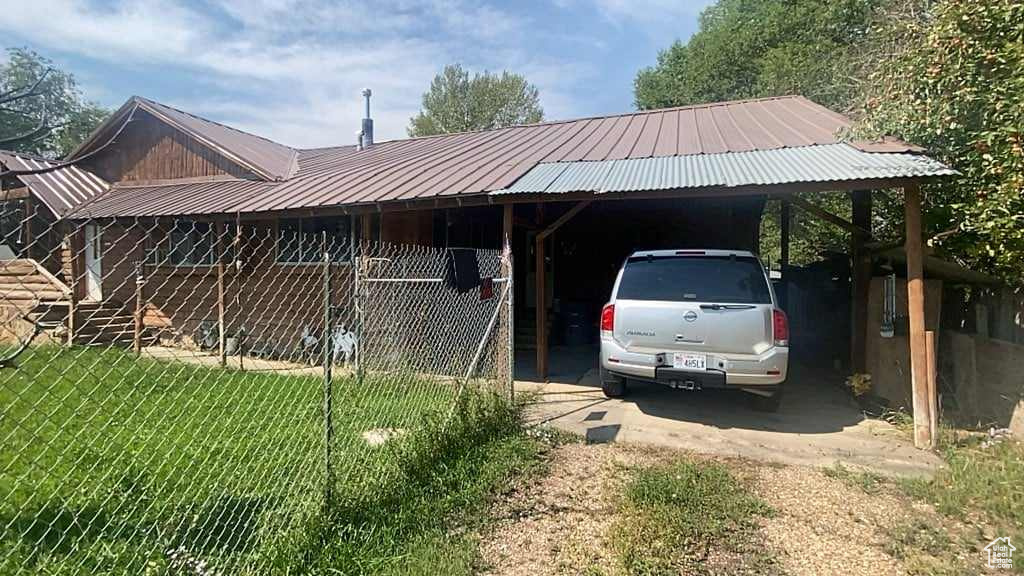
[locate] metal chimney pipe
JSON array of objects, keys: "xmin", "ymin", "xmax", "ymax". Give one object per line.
[{"xmin": 361, "ymin": 88, "xmax": 373, "ymax": 149}]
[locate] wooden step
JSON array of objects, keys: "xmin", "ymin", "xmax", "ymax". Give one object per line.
[
  {"xmin": 0, "ymin": 281, "xmax": 70, "ymax": 294},
  {"xmin": 0, "ymin": 262, "xmax": 38, "ymax": 275},
  {"xmin": 0, "ymin": 289, "xmax": 68, "ymax": 302}
]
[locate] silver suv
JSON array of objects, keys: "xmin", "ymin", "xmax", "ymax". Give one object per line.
[{"xmin": 599, "ymin": 249, "xmax": 789, "ymax": 411}]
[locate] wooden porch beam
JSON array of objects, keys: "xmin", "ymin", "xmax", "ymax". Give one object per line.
[
  {"xmin": 904, "ymin": 183, "xmax": 933, "ymax": 448},
  {"xmin": 537, "ymin": 199, "xmax": 592, "ymax": 242},
  {"xmin": 788, "ymin": 195, "xmax": 870, "ymax": 238},
  {"xmin": 536, "ymin": 200, "xmax": 592, "ymax": 379}
]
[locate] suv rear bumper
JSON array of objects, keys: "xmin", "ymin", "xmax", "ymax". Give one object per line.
[{"xmin": 600, "ymin": 338, "xmax": 788, "ymax": 390}]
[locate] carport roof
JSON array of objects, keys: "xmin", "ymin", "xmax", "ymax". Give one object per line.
[
  {"xmin": 495, "ymin": 143, "xmax": 955, "ymax": 195},
  {"xmin": 66, "ymin": 95, "xmax": 953, "ymax": 219}
]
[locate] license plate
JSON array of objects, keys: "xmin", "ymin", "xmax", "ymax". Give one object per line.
[{"xmin": 673, "ymin": 352, "xmax": 707, "ymax": 371}]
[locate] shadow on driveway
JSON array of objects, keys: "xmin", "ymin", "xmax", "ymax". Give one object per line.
[{"xmin": 516, "ymin": 356, "xmax": 942, "ymax": 477}]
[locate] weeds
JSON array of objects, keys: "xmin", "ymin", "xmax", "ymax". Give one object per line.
[
  {"xmin": 822, "ymin": 462, "xmax": 886, "ymax": 495},
  {"xmin": 298, "ymin": 392, "xmax": 542, "ymax": 575},
  {"xmin": 897, "ymin": 436, "xmax": 1024, "ymax": 575},
  {"xmin": 611, "ymin": 459, "xmax": 772, "ymax": 575}
]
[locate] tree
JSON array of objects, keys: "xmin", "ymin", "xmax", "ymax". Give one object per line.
[
  {"xmin": 856, "ymin": 0, "xmax": 1024, "ymax": 283},
  {"xmin": 634, "ymin": 0, "xmax": 889, "ymax": 267},
  {"xmin": 634, "ymin": 0, "xmax": 883, "ymax": 113},
  {"xmin": 0, "ymin": 48, "xmax": 108, "ymax": 158},
  {"xmin": 408, "ymin": 64, "xmax": 544, "ymax": 137}
]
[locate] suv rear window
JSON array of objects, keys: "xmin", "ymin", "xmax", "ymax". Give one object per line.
[{"xmin": 616, "ymin": 255, "xmax": 771, "ymax": 303}]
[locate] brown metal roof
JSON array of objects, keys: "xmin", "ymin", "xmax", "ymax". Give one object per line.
[
  {"xmin": 0, "ymin": 151, "xmax": 109, "ymax": 218},
  {"xmin": 235, "ymin": 95, "xmax": 858, "ymax": 212},
  {"xmin": 69, "ymin": 96, "xmax": 299, "ymax": 181},
  {"xmin": 69, "ymin": 95, "xmax": 941, "ymax": 219}
]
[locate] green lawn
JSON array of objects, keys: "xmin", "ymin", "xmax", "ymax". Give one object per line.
[{"xmin": 0, "ymin": 345, "xmax": 522, "ymax": 575}]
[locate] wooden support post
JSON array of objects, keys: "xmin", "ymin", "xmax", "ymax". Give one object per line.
[
  {"xmin": 926, "ymin": 330, "xmax": 939, "ymax": 447},
  {"xmin": 360, "ymin": 213, "xmax": 374, "ymax": 243},
  {"xmin": 535, "ymin": 233, "xmax": 547, "ymax": 379},
  {"xmin": 779, "ymin": 199, "xmax": 791, "ymax": 274},
  {"xmin": 904, "ymin": 184, "xmax": 932, "ymax": 449},
  {"xmin": 133, "ymin": 261, "xmax": 144, "ymax": 356},
  {"xmin": 534, "ymin": 200, "xmax": 592, "ymax": 379},
  {"xmin": 779, "ymin": 199, "xmax": 791, "ymax": 310},
  {"xmin": 66, "ymin": 231, "xmax": 77, "ymax": 346},
  {"xmin": 851, "ymin": 190, "xmax": 872, "ymax": 373},
  {"xmin": 502, "ymin": 204, "xmax": 515, "ymax": 396},
  {"xmin": 216, "ymin": 221, "xmax": 226, "ymax": 366}
]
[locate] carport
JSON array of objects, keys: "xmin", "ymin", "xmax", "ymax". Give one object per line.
[{"xmin": 487, "ymin": 97, "xmax": 954, "ymax": 449}]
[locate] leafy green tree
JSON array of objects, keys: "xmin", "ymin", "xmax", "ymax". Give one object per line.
[
  {"xmin": 856, "ymin": 0, "xmax": 1024, "ymax": 283},
  {"xmin": 635, "ymin": 0, "xmax": 889, "ymax": 267},
  {"xmin": 0, "ymin": 48, "xmax": 108, "ymax": 158},
  {"xmin": 634, "ymin": 0, "xmax": 883, "ymax": 113},
  {"xmin": 408, "ymin": 64, "xmax": 544, "ymax": 137}
]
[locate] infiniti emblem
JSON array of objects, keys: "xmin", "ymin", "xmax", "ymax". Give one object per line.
[{"xmin": 683, "ymin": 311, "xmax": 698, "ymax": 322}]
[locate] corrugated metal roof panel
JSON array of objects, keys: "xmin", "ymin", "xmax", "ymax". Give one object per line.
[
  {"xmin": 0, "ymin": 151, "xmax": 109, "ymax": 217},
  {"xmin": 71, "ymin": 179, "xmax": 275, "ymax": 218},
  {"xmin": 496, "ymin": 144, "xmax": 955, "ymax": 194}
]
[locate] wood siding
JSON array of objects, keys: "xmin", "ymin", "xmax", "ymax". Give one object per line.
[
  {"xmin": 95, "ymin": 220, "xmax": 355, "ymax": 355},
  {"xmin": 81, "ymin": 110, "xmax": 256, "ymax": 184},
  {"xmin": 381, "ymin": 210, "xmax": 434, "ymax": 246}
]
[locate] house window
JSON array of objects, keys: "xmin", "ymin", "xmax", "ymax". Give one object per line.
[
  {"xmin": 148, "ymin": 220, "xmax": 225, "ymax": 266},
  {"xmin": 276, "ymin": 216, "xmax": 351, "ymax": 264}
]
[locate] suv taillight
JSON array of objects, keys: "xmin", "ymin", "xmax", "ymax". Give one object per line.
[
  {"xmin": 601, "ymin": 304, "xmax": 615, "ymax": 332},
  {"xmin": 773, "ymin": 308, "xmax": 789, "ymax": 346}
]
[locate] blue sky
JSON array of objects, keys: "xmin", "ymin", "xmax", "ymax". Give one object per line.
[{"xmin": 0, "ymin": 0, "xmax": 712, "ymax": 147}]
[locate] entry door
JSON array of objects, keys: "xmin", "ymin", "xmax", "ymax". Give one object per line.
[{"xmin": 84, "ymin": 224, "xmax": 102, "ymax": 301}]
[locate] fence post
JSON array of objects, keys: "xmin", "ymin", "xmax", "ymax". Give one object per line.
[
  {"xmin": 216, "ymin": 221, "xmax": 226, "ymax": 367},
  {"xmin": 502, "ymin": 204, "xmax": 515, "ymax": 401},
  {"xmin": 133, "ymin": 261, "xmax": 144, "ymax": 356},
  {"xmin": 354, "ymin": 240, "xmax": 364, "ymax": 385},
  {"xmin": 321, "ymin": 232, "xmax": 334, "ymax": 507},
  {"xmin": 234, "ymin": 217, "xmax": 244, "ymax": 372}
]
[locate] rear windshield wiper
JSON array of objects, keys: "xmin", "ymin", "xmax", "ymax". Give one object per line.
[{"xmin": 699, "ymin": 304, "xmax": 757, "ymax": 310}]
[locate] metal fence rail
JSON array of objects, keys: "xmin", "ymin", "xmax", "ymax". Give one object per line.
[{"xmin": 0, "ymin": 213, "xmax": 512, "ymax": 575}]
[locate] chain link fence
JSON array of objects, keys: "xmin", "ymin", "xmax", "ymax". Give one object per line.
[{"xmin": 0, "ymin": 213, "xmax": 512, "ymax": 575}]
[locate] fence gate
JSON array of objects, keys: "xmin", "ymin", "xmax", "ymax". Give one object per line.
[{"xmin": 356, "ymin": 242, "xmax": 513, "ymax": 391}]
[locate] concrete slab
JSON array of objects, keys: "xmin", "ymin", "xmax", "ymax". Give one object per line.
[{"xmin": 518, "ymin": 363, "xmax": 944, "ymax": 478}]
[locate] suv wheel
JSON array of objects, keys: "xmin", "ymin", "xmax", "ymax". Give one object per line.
[
  {"xmin": 748, "ymin": 388, "xmax": 783, "ymax": 412},
  {"xmin": 600, "ymin": 367, "xmax": 627, "ymax": 398}
]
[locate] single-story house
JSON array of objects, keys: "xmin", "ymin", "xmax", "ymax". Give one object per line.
[{"xmin": 0, "ymin": 93, "xmax": 956, "ymax": 446}]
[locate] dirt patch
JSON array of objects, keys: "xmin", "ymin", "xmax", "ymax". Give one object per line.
[
  {"xmin": 478, "ymin": 442, "xmax": 987, "ymax": 576},
  {"xmin": 755, "ymin": 465, "xmax": 987, "ymax": 576},
  {"xmin": 478, "ymin": 442, "xmax": 663, "ymax": 575}
]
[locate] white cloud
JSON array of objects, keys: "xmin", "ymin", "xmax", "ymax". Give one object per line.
[{"xmin": 0, "ymin": 0, "xmax": 604, "ymax": 144}]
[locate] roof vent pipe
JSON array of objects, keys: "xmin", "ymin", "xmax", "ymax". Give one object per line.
[{"xmin": 361, "ymin": 88, "xmax": 373, "ymax": 149}]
